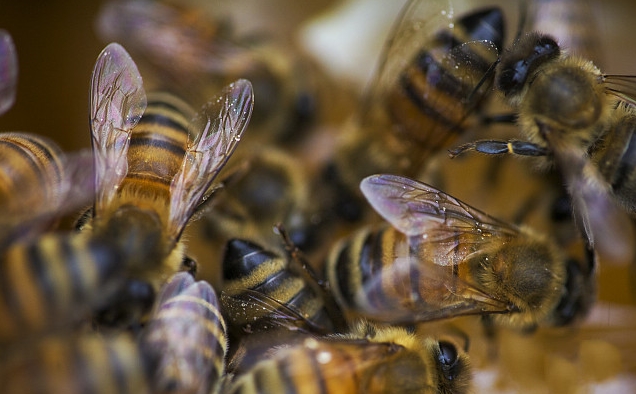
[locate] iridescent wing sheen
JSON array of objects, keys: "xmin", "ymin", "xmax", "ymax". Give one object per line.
[
  {"xmin": 141, "ymin": 272, "xmax": 227, "ymax": 394},
  {"xmin": 168, "ymin": 79, "xmax": 253, "ymax": 241},
  {"xmin": 545, "ymin": 129, "xmax": 635, "ymax": 265},
  {"xmin": 361, "ymin": 174, "xmax": 520, "ymax": 266},
  {"xmin": 0, "ymin": 30, "xmax": 18, "ymax": 116},
  {"xmin": 89, "ymin": 42, "xmax": 146, "ymax": 215},
  {"xmin": 220, "ymin": 289, "xmax": 330, "ymax": 336}
]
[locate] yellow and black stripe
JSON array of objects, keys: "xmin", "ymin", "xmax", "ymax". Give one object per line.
[
  {"xmin": 387, "ymin": 7, "xmax": 504, "ymax": 151},
  {"xmin": 0, "ymin": 232, "xmax": 122, "ymax": 342},
  {"xmin": 0, "ymin": 132, "xmax": 64, "ymax": 209},
  {"xmin": 1, "ymin": 332, "xmax": 148, "ymax": 394},
  {"xmin": 222, "ymin": 238, "xmax": 335, "ymax": 334},
  {"xmin": 118, "ymin": 92, "xmax": 194, "ymax": 202}
]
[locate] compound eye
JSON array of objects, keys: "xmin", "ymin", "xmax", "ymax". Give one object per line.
[
  {"xmin": 497, "ymin": 33, "xmax": 560, "ymax": 95},
  {"xmin": 438, "ymin": 341, "xmax": 458, "ymax": 367}
]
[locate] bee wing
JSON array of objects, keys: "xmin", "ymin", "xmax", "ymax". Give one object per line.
[
  {"xmin": 220, "ymin": 289, "xmax": 330, "ymax": 336},
  {"xmin": 96, "ymin": 1, "xmax": 253, "ymax": 79},
  {"xmin": 142, "ymin": 272, "xmax": 227, "ymax": 394},
  {"xmin": 603, "ymin": 75, "xmax": 636, "ymax": 107},
  {"xmin": 89, "ymin": 42, "xmax": 146, "ymax": 215},
  {"xmin": 350, "ymin": 239, "xmax": 515, "ymax": 324},
  {"xmin": 360, "ymin": 174, "xmax": 520, "ymax": 242},
  {"xmin": 549, "ymin": 137, "xmax": 635, "ymax": 265},
  {"xmin": 168, "ymin": 79, "xmax": 253, "ymax": 240},
  {"xmin": 0, "ymin": 30, "xmax": 17, "ymax": 115}
]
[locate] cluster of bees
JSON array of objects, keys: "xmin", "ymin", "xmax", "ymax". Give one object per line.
[{"xmin": 1, "ymin": 0, "xmax": 636, "ymax": 393}]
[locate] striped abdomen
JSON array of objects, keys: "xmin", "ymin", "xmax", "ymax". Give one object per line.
[
  {"xmin": 222, "ymin": 238, "xmax": 335, "ymax": 334},
  {"xmin": 225, "ymin": 335, "xmax": 425, "ymax": 394},
  {"xmin": 326, "ymin": 226, "xmax": 479, "ymax": 321},
  {"xmin": 119, "ymin": 92, "xmax": 193, "ymax": 202},
  {"xmin": 387, "ymin": 7, "xmax": 504, "ymax": 150},
  {"xmin": 0, "ymin": 233, "xmax": 122, "ymax": 342},
  {"xmin": 140, "ymin": 272, "xmax": 228, "ymax": 394},
  {"xmin": 0, "ymin": 132, "xmax": 64, "ymax": 211},
  {"xmin": 1, "ymin": 332, "xmax": 149, "ymax": 394}
]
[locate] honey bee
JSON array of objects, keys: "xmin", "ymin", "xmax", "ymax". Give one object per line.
[
  {"xmin": 446, "ymin": 15, "xmax": 636, "ymax": 263},
  {"xmin": 140, "ymin": 272, "xmax": 228, "ymax": 394},
  {"xmin": 0, "ymin": 29, "xmax": 17, "ymax": 115},
  {"xmin": 0, "ymin": 331, "xmax": 149, "ymax": 394},
  {"xmin": 220, "ymin": 237, "xmax": 340, "ymax": 336},
  {"xmin": 82, "ymin": 42, "xmax": 253, "ymax": 326},
  {"xmin": 0, "ymin": 132, "xmax": 95, "ymax": 249},
  {"xmin": 203, "ymin": 146, "xmax": 323, "ymax": 254},
  {"xmin": 329, "ymin": 0, "xmax": 506, "ymax": 205},
  {"xmin": 326, "ymin": 174, "xmax": 595, "ymax": 332},
  {"xmin": 0, "ymin": 231, "xmax": 131, "ymax": 343},
  {"xmin": 224, "ymin": 319, "xmax": 471, "ymax": 394},
  {"xmin": 96, "ymin": 0, "xmax": 318, "ymax": 143}
]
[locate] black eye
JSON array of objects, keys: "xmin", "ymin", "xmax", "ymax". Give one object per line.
[
  {"xmin": 438, "ymin": 341, "xmax": 459, "ymax": 367},
  {"xmin": 497, "ymin": 33, "xmax": 560, "ymax": 95}
]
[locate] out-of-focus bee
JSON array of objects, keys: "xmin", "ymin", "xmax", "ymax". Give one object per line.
[
  {"xmin": 0, "ymin": 231, "xmax": 128, "ymax": 343},
  {"xmin": 224, "ymin": 319, "xmax": 471, "ymax": 394},
  {"xmin": 220, "ymin": 236, "xmax": 340, "ymax": 336},
  {"xmin": 0, "ymin": 29, "xmax": 17, "ymax": 115},
  {"xmin": 81, "ymin": 42, "xmax": 253, "ymax": 326},
  {"xmin": 140, "ymin": 272, "xmax": 228, "ymax": 394},
  {"xmin": 96, "ymin": 0, "xmax": 319, "ymax": 143},
  {"xmin": 528, "ymin": 0, "xmax": 602, "ymax": 65},
  {"xmin": 326, "ymin": 174, "xmax": 595, "ymax": 332},
  {"xmin": 203, "ymin": 146, "xmax": 322, "ymax": 255},
  {"xmin": 329, "ymin": 0, "xmax": 505, "ymax": 207},
  {"xmin": 0, "ymin": 331, "xmax": 149, "ymax": 394},
  {"xmin": 0, "ymin": 132, "xmax": 94, "ymax": 249},
  {"xmin": 446, "ymin": 11, "xmax": 636, "ymax": 264}
]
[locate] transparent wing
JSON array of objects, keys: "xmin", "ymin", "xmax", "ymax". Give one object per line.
[
  {"xmin": 0, "ymin": 30, "xmax": 18, "ymax": 115},
  {"xmin": 142, "ymin": 272, "xmax": 227, "ymax": 394},
  {"xmin": 220, "ymin": 289, "xmax": 330, "ymax": 336},
  {"xmin": 349, "ymin": 242, "xmax": 516, "ymax": 324},
  {"xmin": 89, "ymin": 42, "xmax": 146, "ymax": 215},
  {"xmin": 360, "ymin": 174, "xmax": 520, "ymax": 242},
  {"xmin": 96, "ymin": 0, "xmax": 254, "ymax": 78},
  {"xmin": 603, "ymin": 75, "xmax": 636, "ymax": 107},
  {"xmin": 547, "ymin": 131, "xmax": 635, "ymax": 265},
  {"xmin": 168, "ymin": 79, "xmax": 253, "ymax": 240}
]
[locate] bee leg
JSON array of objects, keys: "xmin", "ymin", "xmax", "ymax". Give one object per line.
[{"xmin": 448, "ymin": 139, "xmax": 549, "ymax": 158}]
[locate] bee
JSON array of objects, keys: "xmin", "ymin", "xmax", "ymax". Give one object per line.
[
  {"xmin": 203, "ymin": 146, "xmax": 323, "ymax": 255},
  {"xmin": 0, "ymin": 132, "xmax": 95, "ymax": 249},
  {"xmin": 95, "ymin": 0, "xmax": 318, "ymax": 143},
  {"xmin": 445, "ymin": 11, "xmax": 636, "ymax": 263},
  {"xmin": 0, "ymin": 231, "xmax": 132, "ymax": 344},
  {"xmin": 82, "ymin": 42, "xmax": 253, "ymax": 327},
  {"xmin": 326, "ymin": 174, "xmax": 595, "ymax": 332},
  {"xmin": 329, "ymin": 0, "xmax": 505, "ymax": 205},
  {"xmin": 0, "ymin": 29, "xmax": 17, "ymax": 115},
  {"xmin": 0, "ymin": 330, "xmax": 150, "ymax": 394},
  {"xmin": 220, "ymin": 236, "xmax": 340, "ymax": 336},
  {"xmin": 224, "ymin": 319, "xmax": 471, "ymax": 394},
  {"xmin": 140, "ymin": 272, "xmax": 228, "ymax": 394}
]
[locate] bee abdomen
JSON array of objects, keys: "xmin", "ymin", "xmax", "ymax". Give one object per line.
[
  {"xmin": 222, "ymin": 238, "xmax": 333, "ymax": 332},
  {"xmin": 1, "ymin": 332, "xmax": 148, "ymax": 394},
  {"xmin": 389, "ymin": 7, "xmax": 503, "ymax": 146},
  {"xmin": 0, "ymin": 132, "xmax": 63, "ymax": 206},
  {"xmin": 125, "ymin": 93, "xmax": 193, "ymax": 190},
  {"xmin": 0, "ymin": 233, "xmax": 122, "ymax": 342}
]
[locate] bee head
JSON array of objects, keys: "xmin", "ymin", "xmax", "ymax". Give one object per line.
[{"xmin": 496, "ymin": 33, "xmax": 560, "ymax": 97}]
